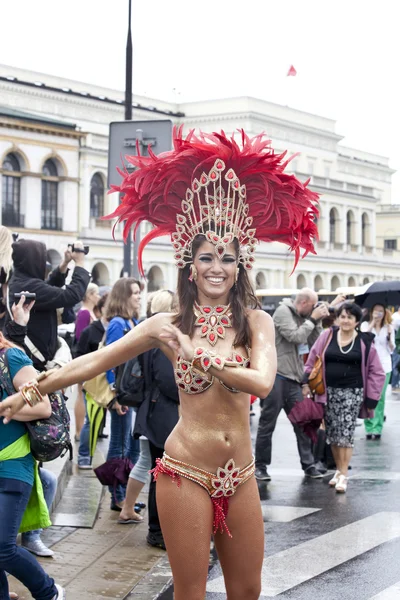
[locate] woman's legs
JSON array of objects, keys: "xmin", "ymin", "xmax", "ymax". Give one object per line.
[
  {"xmin": 0, "ymin": 480, "xmax": 57, "ymax": 600},
  {"xmin": 119, "ymin": 439, "xmax": 151, "ymax": 521},
  {"xmin": 74, "ymin": 384, "xmax": 86, "ymax": 439},
  {"xmin": 156, "ymin": 474, "xmax": 213, "ymax": 600},
  {"xmin": 214, "ymin": 478, "xmax": 264, "ymax": 600},
  {"xmin": 331, "ymin": 445, "xmax": 353, "ymax": 476},
  {"xmin": 365, "ymin": 373, "xmax": 390, "ymax": 435},
  {"xmin": 21, "ymin": 469, "xmax": 57, "ymax": 554},
  {"xmin": 107, "ymin": 408, "xmax": 133, "ymax": 505}
]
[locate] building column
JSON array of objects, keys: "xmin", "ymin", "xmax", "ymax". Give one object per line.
[{"xmin": 23, "ymin": 176, "xmax": 41, "ymax": 229}]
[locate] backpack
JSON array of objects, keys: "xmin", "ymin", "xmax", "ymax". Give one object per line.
[
  {"xmin": 115, "ymin": 355, "xmax": 145, "ymax": 409},
  {"xmin": 0, "ymin": 349, "xmax": 72, "ymax": 462}
]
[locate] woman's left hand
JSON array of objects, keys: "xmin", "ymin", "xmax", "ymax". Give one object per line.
[
  {"xmin": 0, "ymin": 392, "xmax": 25, "ymax": 424},
  {"xmin": 159, "ymin": 324, "xmax": 194, "ymax": 361}
]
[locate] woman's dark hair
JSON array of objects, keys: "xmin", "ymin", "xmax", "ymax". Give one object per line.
[
  {"xmin": 104, "ymin": 278, "xmax": 141, "ymax": 321},
  {"xmin": 336, "ymin": 301, "xmax": 362, "ymax": 322},
  {"xmin": 172, "ymin": 235, "xmax": 259, "ymax": 347}
]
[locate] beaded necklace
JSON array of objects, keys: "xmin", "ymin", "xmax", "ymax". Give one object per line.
[{"xmin": 193, "ymin": 301, "xmax": 232, "ymax": 346}]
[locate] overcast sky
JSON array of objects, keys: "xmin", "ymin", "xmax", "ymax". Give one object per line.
[{"xmin": 2, "ymin": 0, "xmax": 399, "ymax": 195}]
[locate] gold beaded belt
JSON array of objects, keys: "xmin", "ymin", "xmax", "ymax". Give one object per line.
[{"xmin": 151, "ymin": 452, "xmax": 255, "ymax": 537}]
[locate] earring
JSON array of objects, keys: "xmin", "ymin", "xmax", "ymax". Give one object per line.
[
  {"xmin": 235, "ymin": 267, "xmax": 239, "ymax": 283},
  {"xmin": 189, "ymin": 264, "xmax": 198, "ymax": 282}
]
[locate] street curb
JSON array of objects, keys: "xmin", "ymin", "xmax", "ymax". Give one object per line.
[
  {"xmin": 49, "ymin": 452, "xmax": 73, "ymax": 512},
  {"xmin": 125, "ymin": 553, "xmax": 173, "ymax": 599}
]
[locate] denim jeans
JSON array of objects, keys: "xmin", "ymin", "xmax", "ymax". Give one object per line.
[
  {"xmin": 0, "ymin": 478, "xmax": 57, "ymax": 600},
  {"xmin": 129, "ymin": 439, "xmax": 151, "ymax": 485},
  {"xmin": 21, "ymin": 468, "xmax": 57, "ymax": 544},
  {"xmin": 78, "ymin": 393, "xmax": 90, "ymax": 461},
  {"xmin": 391, "ymin": 351, "xmax": 400, "ymax": 389},
  {"xmin": 107, "ymin": 408, "xmax": 140, "ymax": 503}
]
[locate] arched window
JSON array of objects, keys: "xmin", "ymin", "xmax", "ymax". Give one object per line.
[
  {"xmin": 361, "ymin": 213, "xmax": 370, "ymax": 247},
  {"xmin": 329, "ymin": 208, "xmax": 338, "ymax": 244},
  {"xmin": 363, "ymin": 277, "xmax": 370, "ymax": 285},
  {"xmin": 90, "ymin": 173, "xmax": 105, "ymax": 219},
  {"xmin": 147, "ymin": 265, "xmax": 164, "ymax": 292},
  {"xmin": 348, "ymin": 276, "xmax": 356, "ymax": 287},
  {"xmin": 314, "ymin": 275, "xmax": 323, "ymax": 292},
  {"xmin": 1, "ymin": 153, "xmax": 22, "ymax": 227},
  {"xmin": 331, "ymin": 275, "xmax": 340, "ymax": 291},
  {"xmin": 41, "ymin": 159, "xmax": 60, "ymax": 230},
  {"xmin": 296, "ymin": 274, "xmax": 306, "ymax": 289},
  {"xmin": 346, "ymin": 210, "xmax": 354, "ymax": 245},
  {"xmin": 255, "ymin": 271, "xmax": 267, "ymax": 289}
]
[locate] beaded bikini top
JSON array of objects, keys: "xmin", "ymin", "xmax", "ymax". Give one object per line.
[{"xmin": 175, "ymin": 349, "xmax": 250, "ymax": 395}]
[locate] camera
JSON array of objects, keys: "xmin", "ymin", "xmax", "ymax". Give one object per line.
[
  {"xmin": 68, "ymin": 244, "xmax": 89, "ymax": 255},
  {"xmin": 14, "ymin": 292, "xmax": 36, "ymax": 305}
]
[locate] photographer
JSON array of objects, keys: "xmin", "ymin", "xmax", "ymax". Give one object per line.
[{"xmin": 5, "ymin": 239, "xmax": 90, "ymax": 371}]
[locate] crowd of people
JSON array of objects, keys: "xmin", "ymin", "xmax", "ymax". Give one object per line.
[{"xmin": 0, "ymin": 127, "xmax": 395, "ymax": 599}]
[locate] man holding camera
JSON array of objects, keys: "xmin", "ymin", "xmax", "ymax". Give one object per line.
[
  {"xmin": 255, "ymin": 288, "xmax": 331, "ymax": 481},
  {"xmin": 5, "ymin": 239, "xmax": 90, "ymax": 371}
]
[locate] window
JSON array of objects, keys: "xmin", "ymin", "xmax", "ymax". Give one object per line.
[
  {"xmin": 90, "ymin": 173, "xmax": 105, "ymax": 219},
  {"xmin": 1, "ymin": 153, "xmax": 22, "ymax": 227},
  {"xmin": 384, "ymin": 239, "xmax": 397, "ymax": 250},
  {"xmin": 361, "ymin": 212, "xmax": 369, "ymax": 247},
  {"xmin": 41, "ymin": 159, "xmax": 60, "ymax": 230},
  {"xmin": 329, "ymin": 208, "xmax": 337, "ymax": 244},
  {"xmin": 346, "ymin": 211, "xmax": 354, "ymax": 245}
]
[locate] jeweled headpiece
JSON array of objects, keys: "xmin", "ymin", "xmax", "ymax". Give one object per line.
[{"xmin": 106, "ymin": 126, "xmax": 319, "ymax": 276}]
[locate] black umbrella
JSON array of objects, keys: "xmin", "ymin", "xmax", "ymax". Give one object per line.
[{"xmin": 355, "ymin": 280, "xmax": 400, "ymax": 309}]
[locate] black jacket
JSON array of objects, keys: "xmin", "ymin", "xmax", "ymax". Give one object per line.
[
  {"xmin": 75, "ymin": 320, "xmax": 105, "ymax": 357},
  {"xmin": 134, "ymin": 349, "xmax": 179, "ymax": 448},
  {"xmin": 5, "ymin": 239, "xmax": 90, "ymax": 369}
]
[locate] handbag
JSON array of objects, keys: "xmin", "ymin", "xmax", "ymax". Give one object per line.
[
  {"xmin": 93, "ymin": 414, "xmax": 133, "ymax": 505},
  {"xmin": 308, "ymin": 331, "xmax": 332, "ymax": 396},
  {"xmin": 115, "ymin": 356, "xmax": 144, "ymax": 409},
  {"xmin": 83, "ymin": 337, "xmax": 114, "ymax": 408},
  {"xmin": 0, "ymin": 351, "xmax": 72, "ymax": 462}
]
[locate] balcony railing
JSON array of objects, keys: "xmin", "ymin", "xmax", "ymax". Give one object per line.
[
  {"xmin": 2, "ymin": 209, "xmax": 25, "ymax": 228},
  {"xmin": 41, "ymin": 216, "xmax": 63, "ymax": 231}
]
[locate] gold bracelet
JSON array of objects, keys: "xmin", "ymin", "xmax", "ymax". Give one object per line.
[
  {"xmin": 192, "ymin": 348, "xmax": 225, "ymax": 373},
  {"xmin": 19, "ymin": 381, "xmax": 44, "ymax": 407}
]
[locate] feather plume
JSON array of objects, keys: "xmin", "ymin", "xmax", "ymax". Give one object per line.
[{"xmin": 104, "ymin": 127, "xmax": 319, "ymax": 275}]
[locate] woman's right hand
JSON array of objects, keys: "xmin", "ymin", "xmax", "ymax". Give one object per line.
[
  {"xmin": 302, "ymin": 384, "xmax": 312, "ymax": 399},
  {"xmin": 0, "ymin": 392, "xmax": 25, "ymax": 423},
  {"xmin": 113, "ymin": 401, "xmax": 128, "ymax": 416},
  {"xmin": 12, "ymin": 293, "xmax": 35, "ymax": 326}
]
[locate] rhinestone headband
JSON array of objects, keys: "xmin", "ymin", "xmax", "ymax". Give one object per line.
[{"xmin": 171, "ymin": 159, "xmax": 258, "ymax": 271}]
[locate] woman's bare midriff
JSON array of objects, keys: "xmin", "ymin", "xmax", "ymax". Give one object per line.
[{"xmin": 164, "ymin": 381, "xmax": 254, "ymax": 472}]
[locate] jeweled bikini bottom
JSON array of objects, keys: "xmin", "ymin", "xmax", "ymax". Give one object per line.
[{"xmin": 151, "ymin": 452, "xmax": 255, "ymax": 537}]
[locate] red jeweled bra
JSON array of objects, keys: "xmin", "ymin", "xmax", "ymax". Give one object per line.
[{"xmin": 174, "ymin": 350, "xmax": 250, "ymax": 394}]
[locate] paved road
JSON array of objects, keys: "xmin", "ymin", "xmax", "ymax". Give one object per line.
[{"xmin": 160, "ymin": 391, "xmax": 400, "ymax": 600}]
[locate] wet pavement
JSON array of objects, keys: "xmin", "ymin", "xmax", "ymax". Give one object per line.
[
  {"xmin": 159, "ymin": 391, "xmax": 400, "ymax": 600},
  {"xmin": 9, "ymin": 388, "xmax": 400, "ymax": 599}
]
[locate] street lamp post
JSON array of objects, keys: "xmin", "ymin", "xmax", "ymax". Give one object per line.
[{"xmin": 123, "ymin": 0, "xmax": 133, "ymax": 277}]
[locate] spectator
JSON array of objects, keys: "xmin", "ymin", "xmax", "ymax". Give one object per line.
[
  {"xmin": 104, "ymin": 278, "xmax": 142, "ymax": 510},
  {"xmin": 118, "ymin": 290, "xmax": 180, "ymax": 550},
  {"xmin": 76, "ymin": 294, "xmax": 109, "ymax": 468},
  {"xmin": 5, "ymin": 239, "xmax": 90, "ymax": 371},
  {"xmin": 73, "ymin": 282, "xmax": 100, "ymax": 440},
  {"xmin": 4, "ymin": 295, "xmax": 59, "ymax": 558},
  {"xmin": 0, "ymin": 226, "xmax": 13, "ymax": 331},
  {"xmin": 254, "ymin": 288, "xmax": 329, "ymax": 481},
  {"xmin": 360, "ymin": 304, "xmax": 394, "ymax": 439},
  {"xmin": 0, "ymin": 332, "xmax": 65, "ymax": 600},
  {"xmin": 390, "ymin": 306, "xmax": 400, "ymax": 391},
  {"xmin": 303, "ymin": 302, "xmax": 385, "ymax": 492}
]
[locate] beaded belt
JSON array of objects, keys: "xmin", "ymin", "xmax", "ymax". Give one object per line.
[{"xmin": 150, "ymin": 452, "xmax": 255, "ymax": 537}]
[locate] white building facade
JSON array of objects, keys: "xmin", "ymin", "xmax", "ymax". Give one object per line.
[{"xmin": 0, "ymin": 64, "xmax": 397, "ymax": 299}]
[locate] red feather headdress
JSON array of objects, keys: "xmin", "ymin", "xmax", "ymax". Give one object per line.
[{"xmin": 105, "ymin": 126, "xmax": 319, "ymax": 276}]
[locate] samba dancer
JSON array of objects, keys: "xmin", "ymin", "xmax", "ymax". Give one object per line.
[{"xmin": 0, "ymin": 128, "xmax": 319, "ymax": 600}]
